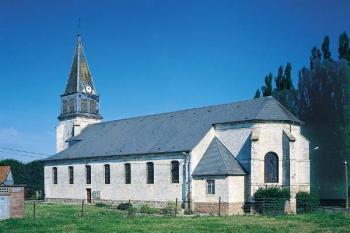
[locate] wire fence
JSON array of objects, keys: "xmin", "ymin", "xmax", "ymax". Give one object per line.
[{"xmin": 26, "ymin": 197, "xmax": 350, "ymax": 221}]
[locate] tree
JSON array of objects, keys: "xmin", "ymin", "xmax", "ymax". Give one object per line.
[
  {"xmin": 322, "ymin": 36, "xmax": 332, "ymax": 60},
  {"xmin": 339, "ymin": 32, "xmax": 350, "ymax": 60},
  {"xmin": 254, "ymin": 89, "xmax": 261, "ymax": 98},
  {"xmin": 275, "ymin": 66, "xmax": 284, "ymax": 91},
  {"xmin": 283, "ymin": 62, "xmax": 293, "ymax": 90},
  {"xmin": 261, "ymin": 73, "xmax": 273, "ymax": 96}
]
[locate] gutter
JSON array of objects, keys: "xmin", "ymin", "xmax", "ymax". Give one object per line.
[{"xmin": 183, "ymin": 151, "xmax": 192, "ymax": 211}]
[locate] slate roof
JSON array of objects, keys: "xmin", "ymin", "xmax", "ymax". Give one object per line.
[
  {"xmin": 46, "ymin": 96, "xmax": 301, "ymax": 161},
  {"xmin": 192, "ymin": 137, "xmax": 247, "ymax": 177},
  {"xmin": 0, "ymin": 166, "xmax": 10, "ymax": 184},
  {"xmin": 64, "ymin": 35, "xmax": 96, "ymax": 95}
]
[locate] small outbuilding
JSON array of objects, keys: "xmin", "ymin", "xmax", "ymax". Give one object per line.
[{"xmin": 0, "ymin": 166, "xmax": 24, "ymax": 220}]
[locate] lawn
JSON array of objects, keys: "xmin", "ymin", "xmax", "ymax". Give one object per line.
[{"xmin": 0, "ymin": 203, "xmax": 350, "ymax": 233}]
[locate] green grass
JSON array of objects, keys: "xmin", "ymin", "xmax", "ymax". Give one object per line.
[{"xmin": 0, "ymin": 203, "xmax": 350, "ymax": 233}]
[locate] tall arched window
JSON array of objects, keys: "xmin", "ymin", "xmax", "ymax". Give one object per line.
[
  {"xmin": 146, "ymin": 162, "xmax": 154, "ymax": 184},
  {"xmin": 53, "ymin": 167, "xmax": 58, "ymax": 184},
  {"xmin": 264, "ymin": 152, "xmax": 279, "ymax": 183},
  {"xmin": 171, "ymin": 161, "xmax": 179, "ymax": 183},
  {"xmin": 104, "ymin": 164, "xmax": 110, "ymax": 184},
  {"xmin": 125, "ymin": 163, "xmax": 131, "ymax": 184}
]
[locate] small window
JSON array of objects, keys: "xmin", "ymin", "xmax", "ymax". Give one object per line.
[
  {"xmin": 125, "ymin": 163, "xmax": 131, "ymax": 184},
  {"xmin": 81, "ymin": 99, "xmax": 88, "ymax": 112},
  {"xmin": 207, "ymin": 180, "xmax": 215, "ymax": 194},
  {"xmin": 104, "ymin": 164, "xmax": 110, "ymax": 184},
  {"xmin": 53, "ymin": 167, "xmax": 58, "ymax": 184},
  {"xmin": 86, "ymin": 165, "xmax": 91, "ymax": 184},
  {"xmin": 171, "ymin": 161, "xmax": 179, "ymax": 183},
  {"xmin": 68, "ymin": 166, "xmax": 74, "ymax": 184},
  {"xmin": 146, "ymin": 162, "xmax": 154, "ymax": 184}
]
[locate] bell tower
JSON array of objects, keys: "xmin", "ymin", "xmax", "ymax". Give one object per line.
[{"xmin": 56, "ymin": 35, "xmax": 102, "ymax": 152}]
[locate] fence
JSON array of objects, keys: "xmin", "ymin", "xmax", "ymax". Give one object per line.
[{"xmin": 27, "ymin": 197, "xmax": 350, "ymax": 221}]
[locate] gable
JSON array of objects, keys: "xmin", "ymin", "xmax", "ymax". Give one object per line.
[{"xmin": 192, "ymin": 137, "xmax": 247, "ymax": 177}]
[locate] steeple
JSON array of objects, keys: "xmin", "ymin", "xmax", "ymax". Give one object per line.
[
  {"xmin": 64, "ymin": 34, "xmax": 96, "ymax": 95},
  {"xmin": 58, "ymin": 35, "xmax": 102, "ymax": 121}
]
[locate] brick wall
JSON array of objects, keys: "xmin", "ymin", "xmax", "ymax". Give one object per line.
[
  {"xmin": 9, "ymin": 187, "xmax": 24, "ymax": 218},
  {"xmin": 194, "ymin": 202, "xmax": 244, "ymax": 215}
]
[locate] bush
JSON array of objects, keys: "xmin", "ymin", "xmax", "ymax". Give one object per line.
[
  {"xmin": 95, "ymin": 203, "xmax": 108, "ymax": 208},
  {"xmin": 161, "ymin": 201, "xmax": 181, "ymax": 216},
  {"xmin": 126, "ymin": 206, "xmax": 139, "ymax": 218},
  {"xmin": 117, "ymin": 202, "xmax": 132, "ymax": 210},
  {"xmin": 253, "ymin": 187, "xmax": 290, "ymax": 215},
  {"xmin": 296, "ymin": 192, "xmax": 320, "ymax": 214},
  {"xmin": 140, "ymin": 204, "xmax": 160, "ymax": 214}
]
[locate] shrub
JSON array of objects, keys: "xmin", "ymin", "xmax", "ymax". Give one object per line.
[
  {"xmin": 140, "ymin": 204, "xmax": 160, "ymax": 214},
  {"xmin": 126, "ymin": 206, "xmax": 139, "ymax": 218},
  {"xmin": 253, "ymin": 187, "xmax": 290, "ymax": 215},
  {"xmin": 161, "ymin": 201, "xmax": 181, "ymax": 216},
  {"xmin": 296, "ymin": 192, "xmax": 320, "ymax": 214},
  {"xmin": 95, "ymin": 203, "xmax": 108, "ymax": 208},
  {"xmin": 117, "ymin": 202, "xmax": 132, "ymax": 210}
]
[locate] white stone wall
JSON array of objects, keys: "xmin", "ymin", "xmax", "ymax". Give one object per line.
[
  {"xmin": 45, "ymin": 156, "xmax": 184, "ymax": 203},
  {"xmin": 56, "ymin": 117, "xmax": 100, "ymax": 153}
]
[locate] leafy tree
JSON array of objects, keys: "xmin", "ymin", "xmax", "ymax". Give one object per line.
[
  {"xmin": 254, "ymin": 89, "xmax": 261, "ymax": 98},
  {"xmin": 261, "ymin": 73, "xmax": 273, "ymax": 96},
  {"xmin": 322, "ymin": 36, "xmax": 332, "ymax": 60},
  {"xmin": 275, "ymin": 66, "xmax": 284, "ymax": 91},
  {"xmin": 339, "ymin": 32, "xmax": 350, "ymax": 60},
  {"xmin": 283, "ymin": 62, "xmax": 293, "ymax": 90}
]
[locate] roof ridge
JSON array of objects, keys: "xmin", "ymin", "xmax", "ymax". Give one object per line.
[{"xmin": 94, "ymin": 97, "xmax": 271, "ymax": 126}]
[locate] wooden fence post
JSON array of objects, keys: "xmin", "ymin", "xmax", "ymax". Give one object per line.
[
  {"xmin": 81, "ymin": 200, "xmax": 84, "ymax": 219},
  {"xmin": 218, "ymin": 197, "xmax": 221, "ymax": 216},
  {"xmin": 175, "ymin": 198, "xmax": 178, "ymax": 217},
  {"xmin": 33, "ymin": 201, "xmax": 36, "ymax": 221}
]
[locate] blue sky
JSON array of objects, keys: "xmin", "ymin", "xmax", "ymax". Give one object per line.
[{"xmin": 0, "ymin": 0, "xmax": 349, "ymax": 162}]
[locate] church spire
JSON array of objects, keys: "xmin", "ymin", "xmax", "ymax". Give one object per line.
[
  {"xmin": 64, "ymin": 34, "xmax": 96, "ymax": 95},
  {"xmin": 58, "ymin": 35, "xmax": 102, "ymax": 121}
]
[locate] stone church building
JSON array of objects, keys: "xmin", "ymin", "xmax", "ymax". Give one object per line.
[{"xmin": 44, "ymin": 36, "xmax": 310, "ymax": 214}]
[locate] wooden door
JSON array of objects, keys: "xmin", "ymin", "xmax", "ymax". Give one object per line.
[{"xmin": 86, "ymin": 189, "xmax": 91, "ymax": 203}]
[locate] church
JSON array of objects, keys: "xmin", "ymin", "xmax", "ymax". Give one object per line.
[{"xmin": 44, "ymin": 35, "xmax": 310, "ymax": 214}]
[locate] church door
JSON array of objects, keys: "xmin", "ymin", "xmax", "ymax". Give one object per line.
[{"xmin": 86, "ymin": 189, "xmax": 91, "ymax": 203}]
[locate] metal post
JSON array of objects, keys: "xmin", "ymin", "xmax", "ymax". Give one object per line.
[
  {"xmin": 81, "ymin": 200, "xmax": 84, "ymax": 219},
  {"xmin": 345, "ymin": 161, "xmax": 349, "ymax": 209},
  {"xmin": 33, "ymin": 201, "xmax": 36, "ymax": 221},
  {"xmin": 218, "ymin": 196, "xmax": 221, "ymax": 216},
  {"xmin": 175, "ymin": 198, "xmax": 178, "ymax": 217}
]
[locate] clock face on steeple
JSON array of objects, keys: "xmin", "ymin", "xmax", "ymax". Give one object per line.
[{"xmin": 86, "ymin": 85, "xmax": 92, "ymax": 93}]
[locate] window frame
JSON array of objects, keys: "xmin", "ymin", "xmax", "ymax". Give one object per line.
[
  {"xmin": 104, "ymin": 164, "xmax": 110, "ymax": 184},
  {"xmin": 264, "ymin": 152, "xmax": 279, "ymax": 183},
  {"xmin": 146, "ymin": 162, "xmax": 154, "ymax": 184},
  {"xmin": 207, "ymin": 179, "xmax": 215, "ymax": 194},
  {"xmin": 68, "ymin": 166, "xmax": 74, "ymax": 184},
  {"xmin": 53, "ymin": 167, "xmax": 58, "ymax": 184},
  {"xmin": 124, "ymin": 163, "xmax": 131, "ymax": 184},
  {"xmin": 171, "ymin": 161, "xmax": 179, "ymax": 183},
  {"xmin": 86, "ymin": 165, "xmax": 91, "ymax": 184}
]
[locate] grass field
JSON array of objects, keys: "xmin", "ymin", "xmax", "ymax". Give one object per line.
[{"xmin": 0, "ymin": 203, "xmax": 350, "ymax": 233}]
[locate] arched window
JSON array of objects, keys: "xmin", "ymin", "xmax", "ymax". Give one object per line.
[
  {"xmin": 53, "ymin": 167, "xmax": 57, "ymax": 184},
  {"xmin": 68, "ymin": 166, "xmax": 74, "ymax": 184},
  {"xmin": 125, "ymin": 163, "xmax": 131, "ymax": 184},
  {"xmin": 171, "ymin": 161, "xmax": 179, "ymax": 183},
  {"xmin": 81, "ymin": 99, "xmax": 88, "ymax": 112},
  {"xmin": 146, "ymin": 162, "xmax": 154, "ymax": 184},
  {"xmin": 264, "ymin": 152, "xmax": 279, "ymax": 183},
  {"xmin": 104, "ymin": 164, "xmax": 110, "ymax": 184},
  {"xmin": 86, "ymin": 165, "xmax": 91, "ymax": 184}
]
